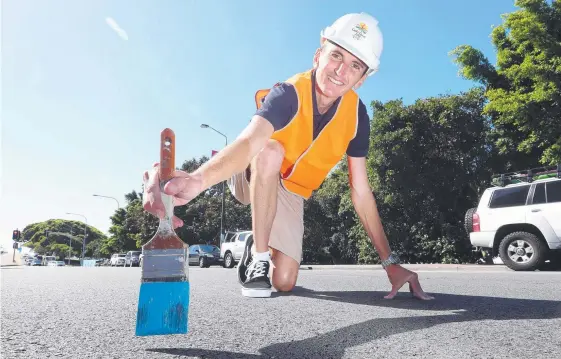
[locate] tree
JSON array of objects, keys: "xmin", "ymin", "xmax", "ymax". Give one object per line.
[
  {"xmin": 346, "ymin": 88, "xmax": 494, "ymax": 264},
  {"xmin": 21, "ymin": 219, "xmax": 107, "ymax": 259},
  {"xmin": 100, "ymin": 191, "xmax": 157, "ymax": 255},
  {"xmin": 451, "ymin": 0, "xmax": 561, "ymax": 166},
  {"xmin": 307, "ymin": 160, "xmax": 360, "ymax": 264}
]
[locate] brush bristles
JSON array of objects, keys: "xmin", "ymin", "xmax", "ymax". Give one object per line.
[{"xmin": 135, "ymin": 281, "xmax": 190, "ymax": 336}]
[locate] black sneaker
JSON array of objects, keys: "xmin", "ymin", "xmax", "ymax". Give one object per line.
[
  {"xmin": 241, "ymin": 260, "xmax": 272, "ymax": 298},
  {"xmin": 237, "ymin": 234, "xmax": 254, "ymax": 285}
]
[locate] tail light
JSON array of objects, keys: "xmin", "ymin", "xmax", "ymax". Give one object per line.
[{"xmin": 472, "ymin": 212, "xmax": 480, "ymax": 232}]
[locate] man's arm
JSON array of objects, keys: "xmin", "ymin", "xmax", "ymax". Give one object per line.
[
  {"xmin": 193, "ymin": 83, "xmax": 297, "ymax": 191},
  {"xmin": 347, "ymin": 155, "xmax": 391, "ymax": 261},
  {"xmin": 348, "ymin": 155, "xmax": 435, "ymax": 300},
  {"xmin": 192, "ymin": 116, "xmax": 274, "ymax": 190}
]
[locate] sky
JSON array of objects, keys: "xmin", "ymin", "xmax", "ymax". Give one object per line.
[{"xmin": 0, "ymin": 0, "xmax": 519, "ymax": 250}]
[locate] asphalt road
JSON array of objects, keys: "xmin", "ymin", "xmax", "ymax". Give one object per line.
[{"xmin": 2, "ymin": 264, "xmax": 561, "ymax": 359}]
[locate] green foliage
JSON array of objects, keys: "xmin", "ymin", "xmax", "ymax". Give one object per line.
[
  {"xmin": 351, "ymin": 88, "xmax": 493, "ymax": 263},
  {"xmin": 451, "ymin": 0, "xmax": 561, "ymax": 165},
  {"xmin": 21, "ymin": 219, "xmax": 107, "ymax": 259}
]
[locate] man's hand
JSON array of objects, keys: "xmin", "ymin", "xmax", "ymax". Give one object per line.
[
  {"xmin": 383, "ymin": 264, "xmax": 434, "ymax": 300},
  {"xmin": 142, "ymin": 163, "xmax": 204, "ymax": 228},
  {"xmin": 346, "ymin": 156, "xmax": 434, "ymax": 301}
]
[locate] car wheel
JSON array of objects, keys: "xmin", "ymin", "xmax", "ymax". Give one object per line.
[
  {"xmin": 199, "ymin": 257, "xmax": 207, "ymax": 268},
  {"xmin": 224, "ymin": 252, "xmax": 234, "ymax": 268},
  {"xmin": 498, "ymin": 231, "xmax": 547, "ymax": 271}
]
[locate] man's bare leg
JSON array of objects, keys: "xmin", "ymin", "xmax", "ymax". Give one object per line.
[
  {"xmin": 250, "ymin": 140, "xmax": 285, "ymax": 254},
  {"xmin": 238, "ymin": 139, "xmax": 285, "ymax": 298}
]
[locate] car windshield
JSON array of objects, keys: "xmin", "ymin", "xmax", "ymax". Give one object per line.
[{"xmin": 199, "ymin": 245, "xmax": 218, "ymax": 252}]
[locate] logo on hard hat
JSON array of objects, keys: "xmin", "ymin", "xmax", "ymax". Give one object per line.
[{"xmin": 352, "ymin": 22, "xmax": 368, "ymax": 40}]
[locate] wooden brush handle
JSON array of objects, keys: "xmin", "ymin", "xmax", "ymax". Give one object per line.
[{"xmin": 159, "ymin": 128, "xmax": 175, "ymax": 182}]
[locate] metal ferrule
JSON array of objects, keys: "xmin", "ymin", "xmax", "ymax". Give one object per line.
[{"xmin": 141, "ymin": 248, "xmax": 189, "ymax": 282}]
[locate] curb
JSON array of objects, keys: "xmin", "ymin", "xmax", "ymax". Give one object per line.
[{"xmin": 300, "ymin": 264, "xmax": 510, "ymax": 271}]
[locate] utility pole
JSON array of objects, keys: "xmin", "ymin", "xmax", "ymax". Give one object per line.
[
  {"xmin": 92, "ymin": 194, "xmax": 120, "ymax": 209},
  {"xmin": 12, "ymin": 229, "xmax": 21, "ymax": 263},
  {"xmin": 200, "ymin": 123, "xmax": 228, "ymax": 243},
  {"xmin": 66, "ymin": 213, "xmax": 88, "ymax": 261},
  {"xmin": 69, "ymin": 226, "xmax": 73, "ymax": 259}
]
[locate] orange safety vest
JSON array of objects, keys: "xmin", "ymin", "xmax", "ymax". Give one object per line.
[{"xmin": 254, "ymin": 70, "xmax": 360, "ymax": 199}]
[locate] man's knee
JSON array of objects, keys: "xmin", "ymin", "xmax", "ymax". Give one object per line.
[
  {"xmin": 272, "ymin": 267, "xmax": 298, "ymax": 292},
  {"xmin": 252, "ymin": 140, "xmax": 285, "ymax": 176},
  {"xmin": 271, "ymin": 257, "xmax": 298, "ymax": 292}
]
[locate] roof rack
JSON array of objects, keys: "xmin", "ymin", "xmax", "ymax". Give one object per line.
[{"xmin": 491, "ymin": 163, "xmax": 561, "ymax": 187}]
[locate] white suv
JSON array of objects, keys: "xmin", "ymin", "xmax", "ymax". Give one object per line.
[
  {"xmin": 110, "ymin": 253, "xmax": 126, "ymax": 266},
  {"xmin": 220, "ymin": 230, "xmax": 252, "ymax": 268},
  {"xmin": 465, "ymin": 164, "xmax": 561, "ymax": 271}
]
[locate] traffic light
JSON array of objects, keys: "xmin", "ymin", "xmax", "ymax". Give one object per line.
[{"xmin": 12, "ymin": 229, "xmax": 20, "ymax": 241}]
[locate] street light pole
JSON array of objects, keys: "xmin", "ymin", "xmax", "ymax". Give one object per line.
[
  {"xmin": 200, "ymin": 123, "xmax": 228, "ymax": 243},
  {"xmin": 92, "ymin": 194, "xmax": 120, "ymax": 209},
  {"xmin": 66, "ymin": 212, "xmax": 88, "ymax": 260}
]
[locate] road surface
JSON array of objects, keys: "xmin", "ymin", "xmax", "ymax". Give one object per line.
[{"xmin": 2, "ymin": 264, "xmax": 560, "ymax": 358}]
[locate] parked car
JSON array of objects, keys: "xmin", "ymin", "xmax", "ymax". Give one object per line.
[
  {"xmin": 465, "ymin": 164, "xmax": 561, "ymax": 271},
  {"xmin": 124, "ymin": 251, "xmax": 142, "ymax": 267},
  {"xmin": 29, "ymin": 258, "xmax": 42, "ymax": 266},
  {"xmin": 220, "ymin": 230, "xmax": 252, "ymax": 268},
  {"xmin": 97, "ymin": 258, "xmax": 111, "ymax": 266},
  {"xmin": 110, "ymin": 253, "xmax": 126, "ymax": 266},
  {"xmin": 188, "ymin": 244, "xmax": 222, "ymax": 268},
  {"xmin": 47, "ymin": 261, "xmax": 65, "ymax": 267},
  {"xmin": 42, "ymin": 256, "xmax": 56, "ymax": 266}
]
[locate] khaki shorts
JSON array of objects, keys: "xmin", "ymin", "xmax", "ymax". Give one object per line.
[{"xmin": 227, "ymin": 168, "xmax": 304, "ymax": 263}]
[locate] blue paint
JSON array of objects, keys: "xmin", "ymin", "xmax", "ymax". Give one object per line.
[{"xmin": 135, "ymin": 281, "xmax": 190, "ymax": 336}]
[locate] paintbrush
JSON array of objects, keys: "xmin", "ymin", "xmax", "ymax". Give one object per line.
[{"xmin": 135, "ymin": 128, "xmax": 190, "ymax": 336}]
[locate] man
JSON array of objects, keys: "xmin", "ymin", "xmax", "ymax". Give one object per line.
[{"xmin": 142, "ymin": 12, "xmax": 434, "ymax": 300}]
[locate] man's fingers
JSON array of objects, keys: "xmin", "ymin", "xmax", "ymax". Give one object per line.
[
  {"xmin": 383, "ymin": 269, "xmax": 435, "ymax": 300},
  {"xmin": 383, "ymin": 287, "xmax": 399, "ymax": 299},
  {"xmin": 409, "ymin": 279, "xmax": 435, "ymax": 300},
  {"xmin": 173, "ymin": 197, "xmax": 191, "ymax": 206},
  {"xmin": 172, "ymin": 216, "xmax": 184, "ymax": 228},
  {"xmin": 142, "ymin": 165, "xmax": 164, "ymax": 217},
  {"xmin": 162, "ymin": 177, "xmax": 187, "ymax": 195},
  {"xmin": 172, "ymin": 170, "xmax": 192, "ymax": 178}
]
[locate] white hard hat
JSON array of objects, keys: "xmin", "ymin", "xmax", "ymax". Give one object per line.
[{"xmin": 320, "ymin": 12, "xmax": 383, "ymax": 76}]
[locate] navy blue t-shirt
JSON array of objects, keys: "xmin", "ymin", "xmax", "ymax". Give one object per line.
[{"xmin": 254, "ymin": 75, "xmax": 371, "ymax": 158}]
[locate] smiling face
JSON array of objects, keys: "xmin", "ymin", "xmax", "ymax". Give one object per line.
[{"xmin": 313, "ymin": 40, "xmax": 369, "ymax": 99}]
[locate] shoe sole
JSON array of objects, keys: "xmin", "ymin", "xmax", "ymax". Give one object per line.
[
  {"xmin": 241, "ymin": 287, "xmax": 272, "ymax": 298},
  {"xmin": 237, "ymin": 235, "xmax": 254, "ymax": 284}
]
